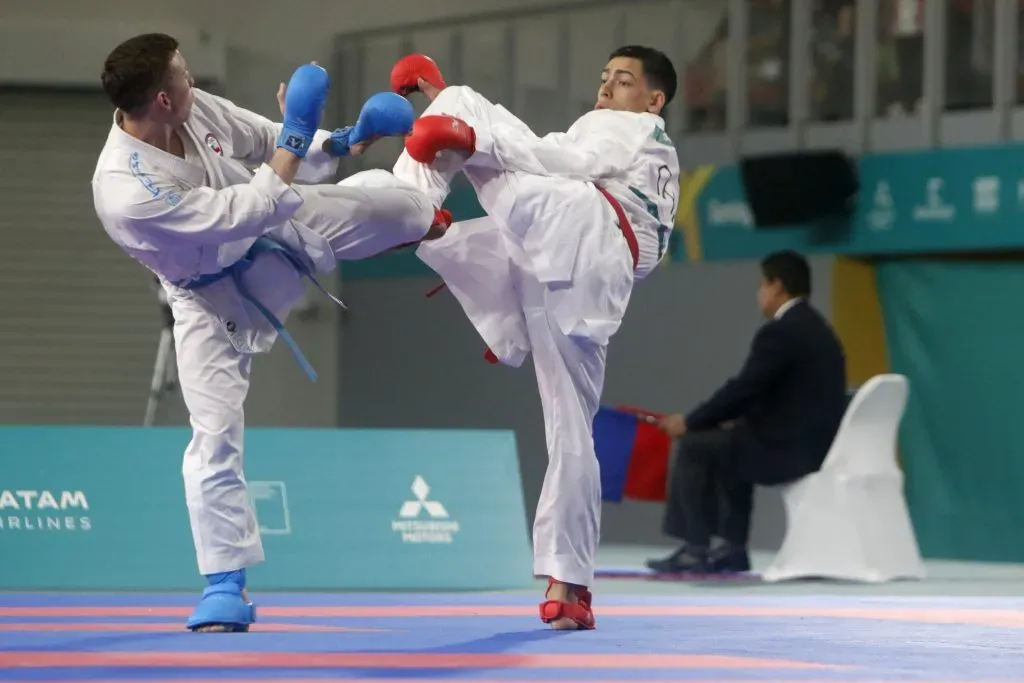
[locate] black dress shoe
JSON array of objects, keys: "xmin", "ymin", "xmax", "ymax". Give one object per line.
[
  {"xmin": 707, "ymin": 544, "xmax": 751, "ymax": 573},
  {"xmin": 645, "ymin": 545, "xmax": 709, "ymax": 573}
]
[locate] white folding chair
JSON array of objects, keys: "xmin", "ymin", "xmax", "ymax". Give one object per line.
[{"xmin": 762, "ymin": 374, "xmax": 926, "ymax": 583}]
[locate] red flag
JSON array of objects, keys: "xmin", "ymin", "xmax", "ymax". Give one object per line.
[{"xmin": 614, "ymin": 405, "xmax": 672, "ymax": 502}]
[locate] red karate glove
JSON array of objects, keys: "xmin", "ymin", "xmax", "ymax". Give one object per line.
[
  {"xmin": 391, "ymin": 54, "xmax": 448, "ymax": 96},
  {"xmin": 404, "ymin": 115, "xmax": 477, "ymax": 163}
]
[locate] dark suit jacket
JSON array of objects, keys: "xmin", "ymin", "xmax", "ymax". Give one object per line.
[{"xmin": 686, "ymin": 300, "xmax": 847, "ymax": 486}]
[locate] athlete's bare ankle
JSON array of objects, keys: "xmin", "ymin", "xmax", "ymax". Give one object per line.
[{"xmin": 545, "ymin": 579, "xmax": 579, "ymax": 603}]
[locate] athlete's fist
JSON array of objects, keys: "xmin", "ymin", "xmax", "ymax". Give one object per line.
[
  {"xmin": 404, "ymin": 115, "xmax": 476, "ymax": 164},
  {"xmin": 324, "ymin": 92, "xmax": 415, "ymax": 157},
  {"xmin": 391, "ymin": 54, "xmax": 447, "ymax": 96},
  {"xmin": 277, "ymin": 63, "xmax": 330, "ymax": 157}
]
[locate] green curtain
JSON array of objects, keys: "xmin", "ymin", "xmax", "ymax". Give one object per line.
[{"xmin": 877, "ymin": 259, "xmax": 1024, "ymax": 562}]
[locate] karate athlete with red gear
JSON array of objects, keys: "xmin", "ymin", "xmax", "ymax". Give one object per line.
[{"xmin": 388, "ymin": 47, "xmax": 680, "ymax": 630}]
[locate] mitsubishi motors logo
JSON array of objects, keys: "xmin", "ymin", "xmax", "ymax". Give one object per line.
[
  {"xmin": 399, "ymin": 476, "xmax": 448, "ymax": 518},
  {"xmin": 391, "ymin": 476, "xmax": 460, "ymax": 544}
]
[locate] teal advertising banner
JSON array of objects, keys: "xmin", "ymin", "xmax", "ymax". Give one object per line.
[
  {"xmin": 0, "ymin": 426, "xmax": 532, "ymax": 591},
  {"xmin": 678, "ymin": 143, "xmax": 1024, "ymax": 261}
]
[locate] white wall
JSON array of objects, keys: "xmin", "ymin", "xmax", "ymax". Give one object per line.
[{"xmin": 2, "ymin": 0, "xmax": 603, "ymax": 65}]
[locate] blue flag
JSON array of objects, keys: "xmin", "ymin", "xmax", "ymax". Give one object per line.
[
  {"xmin": 593, "ymin": 407, "xmax": 639, "ymax": 503},
  {"xmin": 593, "ymin": 406, "xmax": 672, "ymax": 503}
]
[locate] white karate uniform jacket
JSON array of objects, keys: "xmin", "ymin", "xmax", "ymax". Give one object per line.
[
  {"xmin": 470, "ymin": 106, "xmax": 679, "ymax": 283},
  {"xmin": 410, "ymin": 86, "xmax": 680, "ymax": 366},
  {"xmin": 91, "ymin": 89, "xmax": 339, "ymax": 355}
]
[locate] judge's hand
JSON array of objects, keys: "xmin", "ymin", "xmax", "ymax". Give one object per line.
[{"xmin": 658, "ymin": 413, "xmax": 687, "ymax": 438}]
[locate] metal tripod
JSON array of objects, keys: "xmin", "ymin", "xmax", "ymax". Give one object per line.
[{"xmin": 144, "ymin": 280, "xmax": 178, "ymax": 427}]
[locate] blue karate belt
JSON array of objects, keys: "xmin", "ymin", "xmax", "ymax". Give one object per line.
[{"xmin": 173, "ymin": 236, "xmax": 344, "ymax": 382}]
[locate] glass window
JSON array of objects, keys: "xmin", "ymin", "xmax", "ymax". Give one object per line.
[
  {"xmin": 568, "ymin": 7, "xmax": 621, "ymax": 120},
  {"xmin": 682, "ymin": 4, "xmax": 729, "ymax": 132},
  {"xmin": 1015, "ymin": 2, "xmax": 1024, "ymax": 105},
  {"xmin": 746, "ymin": 0, "xmax": 791, "ymax": 127},
  {"xmin": 809, "ymin": 0, "xmax": 856, "ymax": 121},
  {"xmin": 945, "ymin": 0, "xmax": 994, "ymax": 111},
  {"xmin": 876, "ymin": 0, "xmax": 926, "ymax": 117},
  {"xmin": 359, "ymin": 36, "xmax": 406, "ymax": 169},
  {"xmin": 461, "ymin": 22, "xmax": 509, "ymax": 106},
  {"xmin": 513, "ymin": 17, "xmax": 563, "ymax": 134}
]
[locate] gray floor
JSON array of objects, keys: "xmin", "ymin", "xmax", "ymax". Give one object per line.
[{"xmin": 570, "ymin": 543, "xmax": 1024, "ymax": 597}]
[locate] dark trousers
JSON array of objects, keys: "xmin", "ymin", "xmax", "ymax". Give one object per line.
[{"xmin": 662, "ymin": 428, "xmax": 755, "ymax": 549}]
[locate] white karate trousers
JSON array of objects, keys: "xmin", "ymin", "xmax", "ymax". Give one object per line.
[
  {"xmin": 394, "ymin": 86, "xmax": 636, "ymax": 588},
  {"xmin": 174, "ymin": 176, "xmax": 434, "ymax": 576}
]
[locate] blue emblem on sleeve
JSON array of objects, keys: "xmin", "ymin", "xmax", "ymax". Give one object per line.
[{"xmin": 129, "ymin": 151, "xmax": 183, "ymax": 207}]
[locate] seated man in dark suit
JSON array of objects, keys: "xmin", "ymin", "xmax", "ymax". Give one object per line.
[{"xmin": 647, "ymin": 250, "xmax": 847, "ymax": 574}]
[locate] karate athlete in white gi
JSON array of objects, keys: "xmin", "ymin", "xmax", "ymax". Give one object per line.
[
  {"xmin": 91, "ymin": 33, "xmax": 448, "ymax": 632},
  {"xmin": 387, "ymin": 46, "xmax": 680, "ymax": 630}
]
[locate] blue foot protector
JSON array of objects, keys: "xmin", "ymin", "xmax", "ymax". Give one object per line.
[{"xmin": 186, "ymin": 569, "xmax": 256, "ymax": 632}]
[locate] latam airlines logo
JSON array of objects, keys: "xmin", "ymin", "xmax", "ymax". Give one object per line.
[{"xmin": 0, "ymin": 490, "xmax": 92, "ymax": 532}]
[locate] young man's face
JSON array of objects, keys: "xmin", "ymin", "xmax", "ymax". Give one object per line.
[
  {"xmin": 595, "ymin": 56, "xmax": 664, "ymax": 115},
  {"xmin": 151, "ymin": 50, "xmax": 196, "ymax": 124}
]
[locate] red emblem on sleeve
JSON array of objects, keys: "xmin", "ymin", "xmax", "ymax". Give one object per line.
[{"xmin": 204, "ymin": 133, "xmax": 223, "ymax": 156}]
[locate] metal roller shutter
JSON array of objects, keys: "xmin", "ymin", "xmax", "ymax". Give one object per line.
[{"xmin": 0, "ymin": 91, "xmax": 160, "ymax": 425}]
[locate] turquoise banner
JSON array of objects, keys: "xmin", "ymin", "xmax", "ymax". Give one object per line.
[
  {"xmin": 877, "ymin": 259, "xmax": 1024, "ymax": 563},
  {"xmin": 0, "ymin": 426, "xmax": 532, "ymax": 590},
  {"xmin": 679, "ymin": 143, "xmax": 1024, "ymax": 261}
]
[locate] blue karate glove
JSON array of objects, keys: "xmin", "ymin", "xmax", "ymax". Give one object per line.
[
  {"xmin": 277, "ymin": 63, "xmax": 330, "ymax": 158},
  {"xmin": 325, "ymin": 92, "xmax": 415, "ymax": 157}
]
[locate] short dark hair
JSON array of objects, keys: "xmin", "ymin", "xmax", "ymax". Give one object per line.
[
  {"xmin": 608, "ymin": 45, "xmax": 677, "ymax": 108},
  {"xmin": 760, "ymin": 250, "xmax": 811, "ymax": 298},
  {"xmin": 101, "ymin": 33, "xmax": 179, "ymax": 114}
]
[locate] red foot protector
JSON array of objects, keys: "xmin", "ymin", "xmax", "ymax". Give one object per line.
[
  {"xmin": 435, "ymin": 208, "xmax": 453, "ymax": 227},
  {"xmin": 386, "ymin": 209, "xmax": 452, "ymax": 254},
  {"xmin": 538, "ymin": 578, "xmax": 596, "ymax": 630}
]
